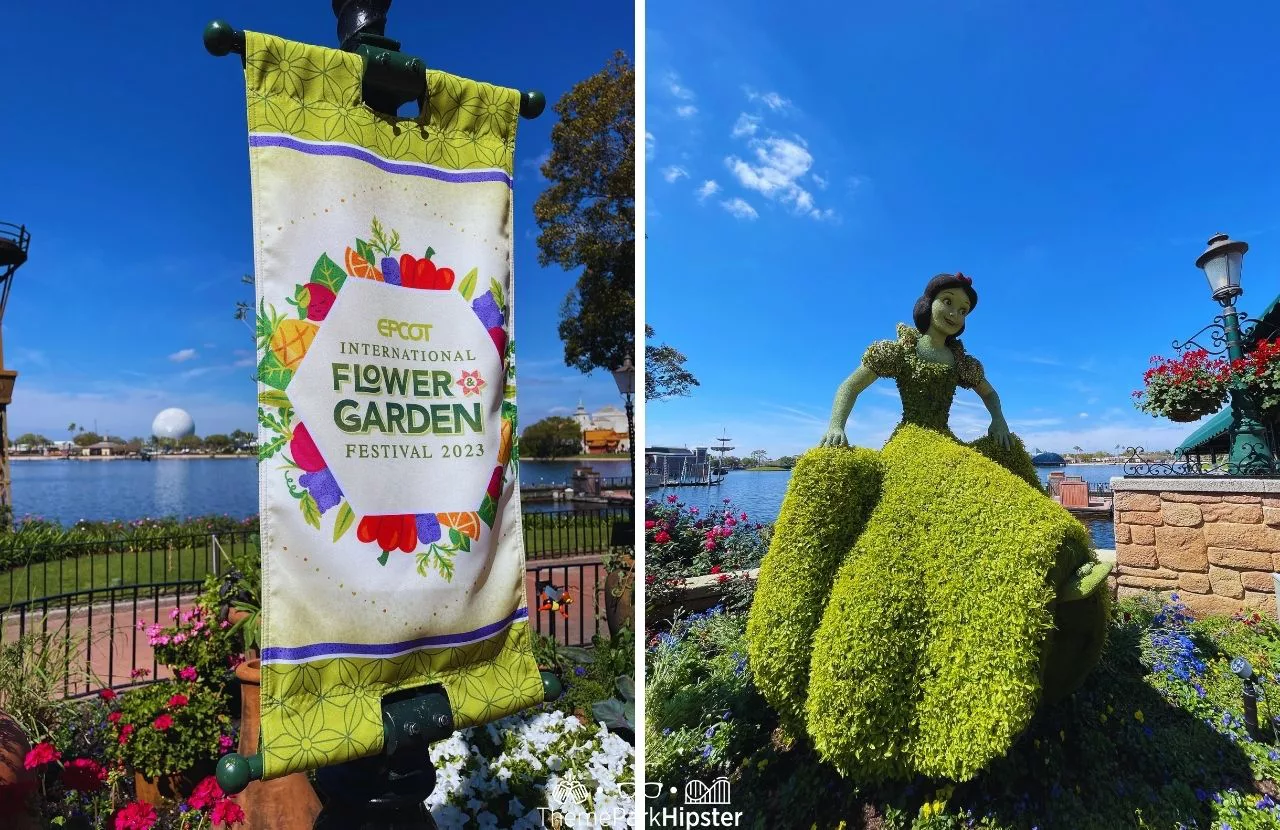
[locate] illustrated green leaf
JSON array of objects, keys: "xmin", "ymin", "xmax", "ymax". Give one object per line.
[
  {"xmin": 489, "ymin": 278, "xmax": 506, "ymax": 311},
  {"xmin": 424, "ymin": 246, "xmax": 436, "ymax": 260},
  {"xmin": 301, "ymin": 492, "xmax": 321, "ymax": 529},
  {"xmin": 478, "ymin": 495, "xmax": 497, "ymax": 528},
  {"xmin": 257, "ymin": 352, "xmax": 293, "ymax": 391},
  {"xmin": 290, "ymin": 284, "xmax": 312, "ymax": 319},
  {"xmin": 333, "ymin": 502, "xmax": 356, "ymax": 542},
  {"xmin": 457, "ymin": 533, "xmax": 471, "ymax": 553},
  {"xmin": 355, "ymin": 238, "xmax": 376, "ymax": 266},
  {"xmin": 448, "ymin": 527, "xmax": 463, "ymax": 547},
  {"xmin": 311, "ymin": 253, "xmax": 344, "ymax": 293},
  {"xmin": 258, "ymin": 435, "xmax": 287, "ymax": 461},
  {"xmin": 258, "ymin": 390, "xmax": 292, "ymax": 410},
  {"xmin": 458, "ymin": 268, "xmax": 478, "ymax": 301}
]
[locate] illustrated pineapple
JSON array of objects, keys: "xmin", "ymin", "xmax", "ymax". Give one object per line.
[{"xmin": 257, "ymin": 301, "xmax": 319, "ymax": 371}]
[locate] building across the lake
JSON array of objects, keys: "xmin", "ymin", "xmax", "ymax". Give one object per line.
[{"xmin": 570, "ymin": 401, "xmax": 630, "ymax": 454}]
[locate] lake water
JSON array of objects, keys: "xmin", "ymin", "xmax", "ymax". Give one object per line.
[
  {"xmin": 10, "ymin": 457, "xmax": 632, "ymax": 527},
  {"xmin": 652, "ymin": 464, "xmax": 1127, "ymax": 549}
]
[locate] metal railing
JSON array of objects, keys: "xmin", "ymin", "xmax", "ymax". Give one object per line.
[
  {"xmin": 522, "ymin": 507, "xmax": 630, "ymax": 560},
  {"xmin": 528, "ymin": 559, "xmax": 608, "ymax": 648}
]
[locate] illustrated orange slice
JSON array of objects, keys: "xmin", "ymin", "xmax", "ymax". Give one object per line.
[
  {"xmin": 344, "ymin": 247, "xmax": 384, "ymax": 281},
  {"xmin": 438, "ymin": 511, "xmax": 481, "ymax": 540}
]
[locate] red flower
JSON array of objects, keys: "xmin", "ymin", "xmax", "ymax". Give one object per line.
[
  {"xmin": 179, "ymin": 666, "xmax": 199, "ymax": 682},
  {"xmin": 99, "ymin": 688, "xmax": 118, "ymax": 701},
  {"xmin": 107, "ymin": 711, "xmax": 122, "ymax": 724},
  {"xmin": 61, "ymin": 757, "xmax": 106, "ymax": 792},
  {"xmin": 188, "ymin": 776, "xmax": 225, "ymax": 810},
  {"xmin": 167, "ymin": 694, "xmax": 189, "ymax": 709},
  {"xmin": 212, "ymin": 798, "xmax": 247, "ymax": 827},
  {"xmin": 709, "ymin": 565, "xmax": 722, "ymax": 574},
  {"xmin": 356, "ymin": 514, "xmax": 417, "ymax": 553},
  {"xmin": 152, "ymin": 714, "xmax": 173, "ymax": 731},
  {"xmin": 398, "ymin": 254, "xmax": 455, "ymax": 290},
  {"xmin": 118, "ymin": 724, "xmax": 135, "ymax": 745},
  {"xmin": 644, "ymin": 520, "xmax": 656, "ymax": 530},
  {"xmin": 130, "ymin": 668, "xmax": 151, "ymax": 679},
  {"xmin": 23, "ymin": 742, "xmax": 60, "ymax": 769},
  {"xmin": 718, "ymin": 574, "xmax": 730, "ymax": 584},
  {"xmin": 114, "ymin": 800, "xmax": 157, "ymax": 830},
  {"xmin": 653, "ymin": 530, "xmax": 671, "ymax": 544}
]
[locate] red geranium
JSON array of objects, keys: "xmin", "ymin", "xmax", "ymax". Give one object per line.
[
  {"xmin": 118, "ymin": 724, "xmax": 135, "ymax": 745},
  {"xmin": 99, "ymin": 688, "xmax": 118, "ymax": 701},
  {"xmin": 61, "ymin": 757, "xmax": 106, "ymax": 792},
  {"xmin": 188, "ymin": 775, "xmax": 225, "ymax": 810},
  {"xmin": 23, "ymin": 741, "xmax": 60, "ymax": 769},
  {"xmin": 212, "ymin": 798, "xmax": 247, "ymax": 827},
  {"xmin": 167, "ymin": 694, "xmax": 189, "ymax": 709},
  {"xmin": 114, "ymin": 800, "xmax": 157, "ymax": 830},
  {"xmin": 107, "ymin": 711, "xmax": 122, "ymax": 724},
  {"xmin": 152, "ymin": 714, "xmax": 173, "ymax": 731},
  {"xmin": 653, "ymin": 530, "xmax": 671, "ymax": 544}
]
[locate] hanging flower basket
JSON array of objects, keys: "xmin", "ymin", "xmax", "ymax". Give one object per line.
[
  {"xmin": 1134, "ymin": 349, "xmax": 1229, "ymax": 423},
  {"xmin": 1228, "ymin": 337, "xmax": 1280, "ymax": 415}
]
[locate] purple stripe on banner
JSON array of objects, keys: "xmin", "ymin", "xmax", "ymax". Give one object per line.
[
  {"xmin": 261, "ymin": 606, "xmax": 529, "ymax": 663},
  {"xmin": 248, "ymin": 134, "xmax": 513, "ymax": 188}
]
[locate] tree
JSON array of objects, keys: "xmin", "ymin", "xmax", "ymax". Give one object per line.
[
  {"xmin": 73, "ymin": 431, "xmax": 102, "ymax": 448},
  {"xmin": 204, "ymin": 434, "xmax": 234, "ymax": 454},
  {"xmin": 178, "ymin": 434, "xmax": 204, "ymax": 452},
  {"xmin": 534, "ymin": 51, "xmax": 635, "ymax": 375},
  {"xmin": 750, "ymin": 449, "xmax": 770, "ymax": 467},
  {"xmin": 645, "ymin": 325, "xmax": 699, "ymax": 400},
  {"xmin": 520, "ymin": 417, "xmax": 583, "ymax": 459},
  {"xmin": 14, "ymin": 433, "xmax": 49, "ymax": 447}
]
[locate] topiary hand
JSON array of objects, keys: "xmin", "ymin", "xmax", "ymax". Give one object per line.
[
  {"xmin": 819, "ymin": 427, "xmax": 849, "ymax": 448},
  {"xmin": 988, "ymin": 418, "xmax": 1012, "ymax": 450}
]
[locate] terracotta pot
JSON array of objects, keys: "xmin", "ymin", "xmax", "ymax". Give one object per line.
[
  {"xmin": 133, "ymin": 762, "xmax": 213, "ymax": 806},
  {"xmin": 604, "ymin": 566, "xmax": 634, "ymax": 637},
  {"xmin": 234, "ymin": 659, "xmax": 322, "ymax": 830},
  {"xmin": 0, "ymin": 710, "xmax": 40, "ymax": 829}
]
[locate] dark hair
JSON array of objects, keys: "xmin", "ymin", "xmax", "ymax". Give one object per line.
[{"xmin": 912, "ymin": 273, "xmax": 979, "ymax": 343}]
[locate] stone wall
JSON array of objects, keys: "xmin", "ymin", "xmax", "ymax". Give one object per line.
[{"xmin": 1111, "ymin": 477, "xmax": 1280, "ymax": 618}]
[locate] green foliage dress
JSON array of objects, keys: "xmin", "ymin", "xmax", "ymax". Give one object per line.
[{"xmin": 746, "ymin": 324, "xmax": 1110, "ymax": 783}]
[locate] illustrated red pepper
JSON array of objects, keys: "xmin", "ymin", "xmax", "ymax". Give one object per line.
[{"xmin": 398, "ymin": 254, "xmax": 455, "ymax": 290}]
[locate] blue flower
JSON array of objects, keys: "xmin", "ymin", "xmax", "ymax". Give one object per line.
[
  {"xmin": 701, "ymin": 745, "xmax": 713, "ymax": 759},
  {"xmin": 704, "ymin": 726, "xmax": 716, "ymax": 739},
  {"xmin": 1269, "ymin": 749, "xmax": 1279, "ymax": 761},
  {"xmin": 573, "ymin": 667, "xmax": 587, "ymax": 677}
]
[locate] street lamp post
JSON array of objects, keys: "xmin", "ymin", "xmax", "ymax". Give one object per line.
[{"xmin": 1196, "ymin": 233, "xmax": 1275, "ymax": 474}]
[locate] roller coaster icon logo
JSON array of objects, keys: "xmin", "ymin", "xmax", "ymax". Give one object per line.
[{"xmin": 683, "ymin": 777, "xmax": 732, "ymax": 805}]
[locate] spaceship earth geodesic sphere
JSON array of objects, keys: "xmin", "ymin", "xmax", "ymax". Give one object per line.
[{"xmin": 151, "ymin": 408, "xmax": 196, "ymax": 439}]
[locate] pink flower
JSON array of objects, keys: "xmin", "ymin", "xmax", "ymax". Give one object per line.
[
  {"xmin": 219, "ymin": 734, "xmax": 235, "ymax": 752},
  {"xmin": 170, "ymin": 609, "xmax": 180, "ymax": 620},
  {"xmin": 167, "ymin": 694, "xmax": 189, "ymax": 709},
  {"xmin": 666, "ymin": 495, "xmax": 678, "ymax": 503},
  {"xmin": 220, "ymin": 619, "xmax": 230, "ymax": 629},
  {"xmin": 704, "ymin": 540, "xmax": 716, "ymax": 551},
  {"xmin": 740, "ymin": 512, "xmax": 748, "ymax": 521},
  {"xmin": 23, "ymin": 742, "xmax": 60, "ymax": 769},
  {"xmin": 179, "ymin": 666, "xmax": 198, "ymax": 681},
  {"xmin": 118, "ymin": 724, "xmax": 135, "ymax": 744},
  {"xmin": 212, "ymin": 799, "xmax": 246, "ymax": 827},
  {"xmin": 152, "ymin": 714, "xmax": 173, "ymax": 731},
  {"xmin": 113, "ymin": 800, "xmax": 157, "ymax": 830},
  {"xmin": 188, "ymin": 776, "xmax": 225, "ymax": 810}
]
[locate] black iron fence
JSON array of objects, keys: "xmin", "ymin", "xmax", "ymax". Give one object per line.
[
  {"xmin": 527, "ymin": 559, "xmax": 609, "ymax": 648},
  {"xmin": 521, "ymin": 507, "xmax": 631, "ymax": 560}
]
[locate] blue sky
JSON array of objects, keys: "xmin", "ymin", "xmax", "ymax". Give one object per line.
[
  {"xmin": 1, "ymin": 1, "xmax": 632, "ymax": 442},
  {"xmin": 645, "ymin": 1, "xmax": 1280, "ymax": 459}
]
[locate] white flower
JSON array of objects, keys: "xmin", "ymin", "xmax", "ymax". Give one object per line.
[{"xmin": 429, "ymin": 804, "xmax": 469, "ymax": 830}]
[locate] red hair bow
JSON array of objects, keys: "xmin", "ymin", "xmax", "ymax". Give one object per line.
[{"xmin": 955, "ymin": 272, "xmax": 972, "ymax": 286}]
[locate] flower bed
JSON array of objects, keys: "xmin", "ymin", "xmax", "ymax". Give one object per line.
[
  {"xmin": 646, "ymin": 595, "xmax": 1280, "ymax": 829},
  {"xmin": 645, "ymin": 496, "xmax": 767, "ymax": 618}
]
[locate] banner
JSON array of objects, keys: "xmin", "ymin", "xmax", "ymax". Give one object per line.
[{"xmin": 243, "ymin": 31, "xmax": 544, "ymax": 779}]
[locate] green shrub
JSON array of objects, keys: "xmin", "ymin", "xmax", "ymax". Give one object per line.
[
  {"xmin": 745, "ymin": 446, "xmax": 882, "ymax": 737},
  {"xmin": 805, "ymin": 424, "xmax": 1105, "ymax": 783}
]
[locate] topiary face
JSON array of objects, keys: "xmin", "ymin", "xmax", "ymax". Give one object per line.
[{"xmin": 929, "ymin": 288, "xmax": 971, "ymax": 338}]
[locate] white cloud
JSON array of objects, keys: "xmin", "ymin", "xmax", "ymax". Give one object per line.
[
  {"xmin": 1079, "ymin": 412, "xmax": 1089, "ymax": 418},
  {"xmin": 812, "ymin": 174, "xmax": 828, "ymax": 189},
  {"xmin": 676, "ymin": 105, "xmax": 698, "ymax": 118},
  {"xmin": 232, "ymin": 350, "xmax": 255, "ymax": 368},
  {"xmin": 731, "ymin": 113, "xmax": 760, "ymax": 138},
  {"xmin": 696, "ymin": 180, "xmax": 721, "ymax": 201},
  {"xmin": 662, "ymin": 166, "xmax": 689, "ymax": 183},
  {"xmin": 725, "ymin": 136, "xmax": 832, "ymax": 220},
  {"xmin": 645, "ymin": 132, "xmax": 655, "ymax": 162},
  {"xmin": 720, "ymin": 198, "xmax": 758, "ymax": 220},
  {"xmin": 745, "ymin": 88, "xmax": 792, "ymax": 111},
  {"xmin": 169, "ymin": 349, "xmax": 198, "ymax": 363},
  {"xmin": 666, "ymin": 74, "xmax": 695, "ymax": 100}
]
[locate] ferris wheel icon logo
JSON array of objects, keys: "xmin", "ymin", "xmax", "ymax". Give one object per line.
[{"xmin": 684, "ymin": 777, "xmax": 732, "ymax": 805}]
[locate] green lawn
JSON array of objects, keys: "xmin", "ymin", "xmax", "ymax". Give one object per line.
[
  {"xmin": 0, "ymin": 520, "xmax": 620, "ymax": 606},
  {"xmin": 0, "ymin": 544, "xmax": 239, "ymax": 607}
]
